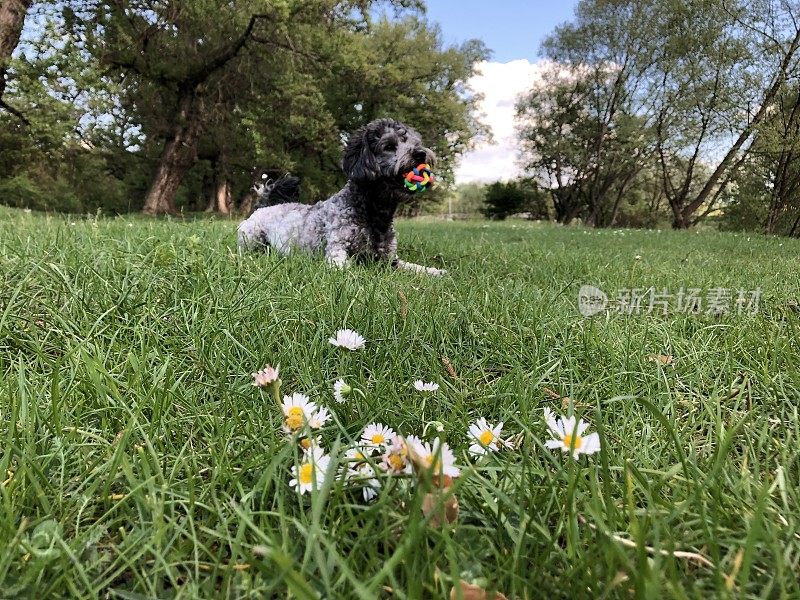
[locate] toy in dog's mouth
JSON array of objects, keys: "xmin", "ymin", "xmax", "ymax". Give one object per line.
[{"xmin": 403, "ymin": 164, "xmax": 435, "ymax": 192}]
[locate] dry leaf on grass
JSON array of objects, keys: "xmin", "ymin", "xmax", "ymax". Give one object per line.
[
  {"xmin": 647, "ymin": 354, "xmax": 674, "ymax": 365},
  {"xmin": 449, "ymin": 581, "xmax": 508, "ymax": 600},
  {"xmin": 420, "ymin": 475, "xmax": 459, "ymax": 527},
  {"xmin": 398, "ymin": 290, "xmax": 408, "ymax": 319},
  {"xmin": 421, "ymin": 491, "xmax": 459, "ymax": 527},
  {"xmin": 441, "ymin": 356, "xmax": 460, "ymax": 381}
]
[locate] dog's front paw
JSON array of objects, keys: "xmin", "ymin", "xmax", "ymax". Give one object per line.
[{"xmin": 426, "ymin": 266, "xmax": 447, "ymax": 277}]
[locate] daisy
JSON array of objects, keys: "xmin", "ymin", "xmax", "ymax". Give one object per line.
[
  {"xmin": 328, "ymin": 329, "xmax": 366, "ymax": 351},
  {"xmin": 308, "ymin": 405, "xmax": 332, "ymax": 429},
  {"xmin": 361, "ymin": 423, "xmax": 396, "ymax": 448},
  {"xmin": 341, "ymin": 447, "xmax": 381, "ymax": 500},
  {"xmin": 468, "ymin": 418, "xmax": 504, "ymax": 456},
  {"xmin": 289, "ymin": 448, "xmax": 330, "ymax": 494},
  {"xmin": 333, "ymin": 378, "xmax": 351, "ymax": 403},
  {"xmin": 381, "ymin": 438, "xmax": 412, "ymax": 475},
  {"xmin": 251, "ymin": 364, "xmax": 280, "ymax": 387},
  {"xmin": 344, "ymin": 446, "xmax": 373, "ymax": 464},
  {"xmin": 405, "ymin": 435, "xmax": 460, "ymax": 478},
  {"xmin": 281, "ymin": 393, "xmax": 317, "ymax": 433},
  {"xmin": 413, "ymin": 380, "xmax": 440, "ymax": 393},
  {"xmin": 543, "ymin": 408, "xmax": 601, "ymax": 459},
  {"xmin": 298, "ymin": 435, "xmax": 324, "ymax": 452},
  {"xmin": 355, "ymin": 463, "xmax": 381, "ymax": 501}
]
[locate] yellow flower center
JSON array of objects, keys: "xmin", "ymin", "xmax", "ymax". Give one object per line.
[
  {"xmin": 479, "ymin": 430, "xmax": 494, "ymax": 446},
  {"xmin": 387, "ymin": 453, "xmax": 405, "ymax": 471},
  {"xmin": 299, "ymin": 463, "xmax": 314, "ymax": 485},
  {"xmin": 285, "ymin": 407, "xmax": 304, "ymax": 431},
  {"xmin": 371, "ymin": 434, "xmax": 385, "ymax": 444},
  {"xmin": 424, "ymin": 455, "xmax": 441, "ymax": 472},
  {"xmin": 299, "ymin": 438, "xmax": 312, "ymax": 450},
  {"xmin": 563, "ymin": 434, "xmax": 583, "ymax": 450}
]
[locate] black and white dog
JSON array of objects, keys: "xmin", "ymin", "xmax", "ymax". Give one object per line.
[{"xmin": 237, "ymin": 118, "xmax": 446, "ymax": 276}]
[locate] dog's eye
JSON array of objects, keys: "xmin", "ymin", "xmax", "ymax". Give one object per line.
[{"xmin": 383, "ymin": 141, "xmax": 397, "ymax": 151}]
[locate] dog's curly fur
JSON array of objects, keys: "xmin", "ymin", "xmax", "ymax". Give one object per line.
[{"xmin": 237, "ymin": 118, "xmax": 446, "ymax": 276}]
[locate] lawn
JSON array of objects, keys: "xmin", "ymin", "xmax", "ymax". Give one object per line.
[{"xmin": 1, "ymin": 207, "xmax": 799, "ymax": 598}]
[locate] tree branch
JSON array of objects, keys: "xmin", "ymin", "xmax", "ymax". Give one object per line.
[{"xmin": 0, "ymin": 96, "xmax": 29, "ymax": 125}]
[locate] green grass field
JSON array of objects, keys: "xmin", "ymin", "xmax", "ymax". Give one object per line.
[{"xmin": 1, "ymin": 206, "xmax": 799, "ymax": 598}]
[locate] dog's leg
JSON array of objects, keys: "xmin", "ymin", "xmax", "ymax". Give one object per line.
[
  {"xmin": 325, "ymin": 245, "xmax": 351, "ymax": 269},
  {"xmin": 394, "ymin": 258, "xmax": 447, "ymax": 277}
]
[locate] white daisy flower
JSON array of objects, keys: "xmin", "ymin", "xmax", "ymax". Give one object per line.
[
  {"xmin": 298, "ymin": 435, "xmax": 324, "ymax": 453},
  {"xmin": 468, "ymin": 418, "xmax": 504, "ymax": 456},
  {"xmin": 381, "ymin": 438, "xmax": 412, "ymax": 475},
  {"xmin": 543, "ymin": 409, "xmax": 601, "ymax": 459},
  {"xmin": 289, "ymin": 448, "xmax": 330, "ymax": 494},
  {"xmin": 251, "ymin": 365, "xmax": 280, "ymax": 387},
  {"xmin": 281, "ymin": 393, "xmax": 317, "ymax": 433},
  {"xmin": 405, "ymin": 435, "xmax": 460, "ymax": 478},
  {"xmin": 356, "ymin": 463, "xmax": 381, "ymax": 501},
  {"xmin": 333, "ymin": 378, "xmax": 351, "ymax": 403},
  {"xmin": 344, "ymin": 446, "xmax": 373, "ymax": 464},
  {"xmin": 361, "ymin": 423, "xmax": 395, "ymax": 447},
  {"xmin": 413, "ymin": 380, "xmax": 439, "ymax": 393},
  {"xmin": 328, "ymin": 329, "xmax": 366, "ymax": 351},
  {"xmin": 341, "ymin": 447, "xmax": 381, "ymax": 501},
  {"xmin": 308, "ymin": 405, "xmax": 332, "ymax": 429}
]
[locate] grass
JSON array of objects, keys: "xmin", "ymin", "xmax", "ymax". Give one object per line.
[{"xmin": 1, "ymin": 205, "xmax": 799, "ymax": 598}]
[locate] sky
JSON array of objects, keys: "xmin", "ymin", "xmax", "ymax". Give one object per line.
[{"xmin": 420, "ymin": 1, "xmax": 581, "ymax": 184}]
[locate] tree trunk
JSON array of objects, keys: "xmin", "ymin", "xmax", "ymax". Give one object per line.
[
  {"xmin": 142, "ymin": 92, "xmax": 204, "ymax": 215},
  {"xmin": 213, "ymin": 169, "xmax": 231, "ymax": 214},
  {"xmin": 209, "ymin": 150, "xmax": 231, "ymax": 214},
  {"xmin": 0, "ymin": 0, "xmax": 32, "ymax": 122},
  {"xmin": 683, "ymin": 26, "xmax": 800, "ymax": 223}
]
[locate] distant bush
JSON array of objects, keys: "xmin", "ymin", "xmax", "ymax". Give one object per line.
[{"xmin": 481, "ymin": 180, "xmax": 550, "ymax": 220}]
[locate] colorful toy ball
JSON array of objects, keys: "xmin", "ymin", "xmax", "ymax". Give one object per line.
[{"xmin": 404, "ymin": 163, "xmax": 435, "ymax": 192}]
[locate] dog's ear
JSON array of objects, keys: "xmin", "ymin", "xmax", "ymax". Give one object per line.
[{"xmin": 342, "ymin": 125, "xmax": 380, "ymax": 182}]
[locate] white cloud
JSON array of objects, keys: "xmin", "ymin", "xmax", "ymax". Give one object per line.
[{"xmin": 454, "ymin": 59, "xmax": 549, "ymax": 185}]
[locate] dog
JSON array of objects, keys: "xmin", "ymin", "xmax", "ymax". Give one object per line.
[{"xmin": 237, "ymin": 118, "xmax": 446, "ymax": 276}]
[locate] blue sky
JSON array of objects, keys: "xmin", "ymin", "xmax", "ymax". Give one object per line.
[
  {"xmin": 411, "ymin": 1, "xmax": 581, "ymax": 183},
  {"xmin": 424, "ymin": 1, "xmax": 580, "ymax": 63}
]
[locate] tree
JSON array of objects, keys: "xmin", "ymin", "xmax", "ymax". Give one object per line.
[
  {"xmin": 1, "ymin": 1, "xmax": 487, "ymax": 217},
  {"xmin": 0, "ymin": 0, "xmax": 32, "ymax": 123},
  {"xmin": 529, "ymin": 0, "xmax": 800, "ymax": 229},
  {"xmin": 480, "ymin": 179, "xmax": 548, "ymax": 220},
  {"xmin": 87, "ymin": 2, "xmax": 292, "ymax": 215},
  {"xmin": 517, "ymin": 63, "xmax": 649, "ymax": 226},
  {"xmin": 323, "ymin": 17, "xmax": 489, "ymax": 192},
  {"xmin": 724, "ymin": 83, "xmax": 800, "ymax": 235}
]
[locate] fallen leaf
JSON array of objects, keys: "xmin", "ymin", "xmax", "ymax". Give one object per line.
[
  {"xmin": 398, "ymin": 290, "xmax": 408, "ymax": 320},
  {"xmin": 421, "ymin": 475, "xmax": 459, "ymax": 527},
  {"xmin": 449, "ymin": 581, "xmax": 508, "ymax": 600},
  {"xmin": 542, "ymin": 387, "xmax": 561, "ymax": 399},
  {"xmin": 441, "ymin": 356, "xmax": 460, "ymax": 381},
  {"xmin": 647, "ymin": 354, "xmax": 674, "ymax": 365}
]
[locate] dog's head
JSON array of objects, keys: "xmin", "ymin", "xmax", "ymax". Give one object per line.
[{"xmin": 341, "ymin": 119, "xmax": 436, "ymax": 191}]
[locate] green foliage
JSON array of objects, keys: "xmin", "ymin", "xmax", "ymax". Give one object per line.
[
  {"xmin": 1, "ymin": 1, "xmax": 487, "ymax": 214},
  {"xmin": 446, "ymin": 182, "xmax": 487, "ymax": 217},
  {"xmin": 480, "ymin": 180, "xmax": 549, "ymax": 220},
  {"xmin": 521, "ymin": 0, "xmax": 800, "ymax": 231}
]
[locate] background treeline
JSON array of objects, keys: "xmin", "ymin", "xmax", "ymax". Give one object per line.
[
  {"xmin": 506, "ymin": 0, "xmax": 800, "ymax": 235},
  {"xmin": 0, "ymin": 0, "xmax": 487, "ymax": 216},
  {"xmin": 4, "ymin": 1, "xmax": 800, "ymax": 237}
]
